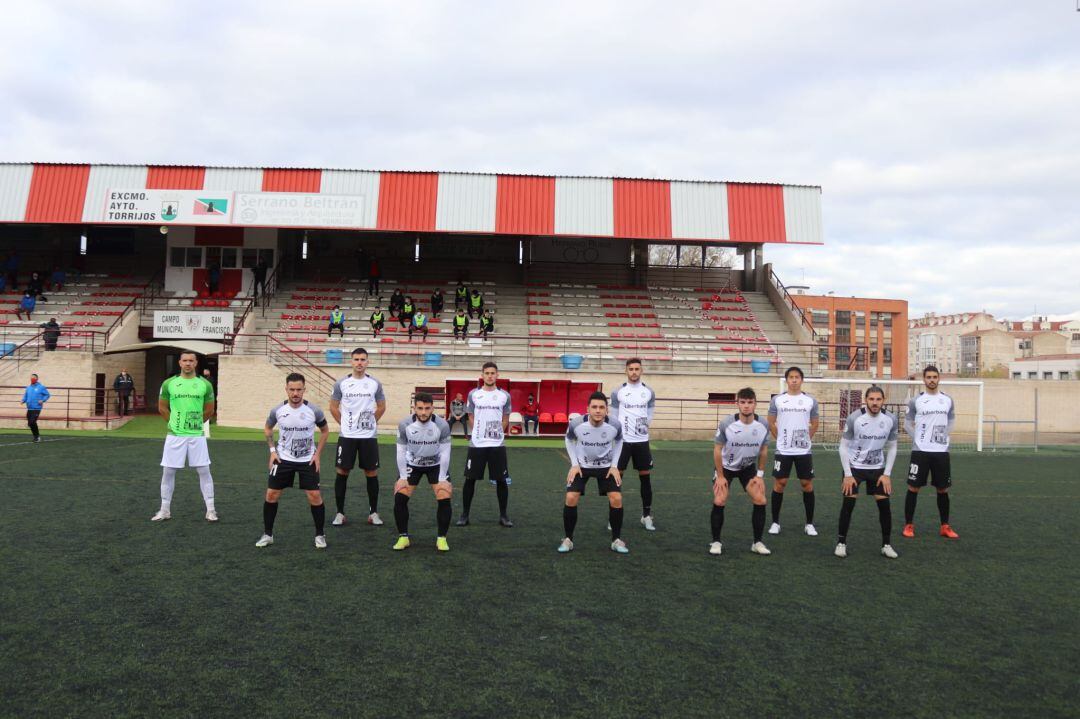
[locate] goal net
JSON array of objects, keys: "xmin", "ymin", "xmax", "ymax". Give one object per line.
[{"xmin": 794, "ymin": 378, "xmax": 985, "ymax": 452}]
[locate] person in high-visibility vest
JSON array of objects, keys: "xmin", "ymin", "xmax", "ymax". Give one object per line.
[
  {"xmin": 408, "ymin": 309, "xmax": 429, "ymax": 342},
  {"xmin": 468, "ymin": 289, "xmax": 484, "ymax": 319},
  {"xmin": 399, "ymin": 297, "xmax": 415, "ymax": 329},
  {"xmin": 369, "ymin": 306, "xmax": 385, "ymax": 338},
  {"xmin": 478, "ymin": 309, "xmax": 495, "ymax": 339},
  {"xmin": 327, "ymin": 306, "xmax": 346, "ymax": 338},
  {"xmin": 454, "ymin": 283, "xmax": 468, "ymax": 310},
  {"xmin": 452, "ymin": 308, "xmax": 470, "ymax": 340}
]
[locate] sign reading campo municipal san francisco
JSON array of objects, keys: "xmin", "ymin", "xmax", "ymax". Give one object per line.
[{"xmin": 103, "ymin": 189, "xmax": 368, "ymax": 228}]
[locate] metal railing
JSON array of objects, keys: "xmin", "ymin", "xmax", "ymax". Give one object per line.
[
  {"xmin": 225, "ymin": 329, "xmax": 869, "ymax": 376},
  {"xmin": 0, "ymin": 384, "xmax": 131, "ymax": 429},
  {"xmin": 106, "ymin": 270, "xmax": 163, "ymax": 342},
  {"xmin": 0, "ymin": 330, "xmax": 110, "ymax": 382},
  {"xmin": 768, "ymin": 266, "xmax": 817, "ymax": 343}
]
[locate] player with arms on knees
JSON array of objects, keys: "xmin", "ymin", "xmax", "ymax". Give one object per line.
[
  {"xmin": 559, "ymin": 392, "xmax": 627, "ymax": 554},
  {"xmin": 711, "ymin": 388, "xmax": 772, "ymax": 556},
  {"xmin": 903, "ymin": 365, "xmax": 959, "ymax": 540},
  {"xmin": 152, "ymin": 352, "xmax": 218, "ymax": 522},
  {"xmin": 835, "ymin": 386, "xmax": 899, "ymax": 559},
  {"xmin": 329, "ymin": 348, "xmax": 387, "ymax": 528},
  {"xmin": 256, "ymin": 373, "xmax": 330, "ymax": 549},
  {"xmin": 609, "ymin": 358, "xmax": 659, "ymax": 531},
  {"xmin": 391, "ymin": 393, "xmax": 453, "ymax": 552},
  {"xmin": 456, "ymin": 362, "xmax": 513, "ymax": 527},
  {"xmin": 767, "ymin": 366, "xmax": 820, "ymax": 537}
]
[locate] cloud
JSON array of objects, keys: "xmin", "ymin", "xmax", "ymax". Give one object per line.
[{"xmin": 0, "ymin": 0, "xmax": 1077, "ymax": 318}]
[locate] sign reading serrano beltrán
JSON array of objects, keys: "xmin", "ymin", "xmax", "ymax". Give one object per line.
[
  {"xmin": 234, "ymin": 192, "xmax": 369, "ymax": 228},
  {"xmin": 104, "ymin": 190, "xmax": 234, "ymax": 224},
  {"xmin": 154, "ymin": 310, "xmax": 235, "ymax": 339}
]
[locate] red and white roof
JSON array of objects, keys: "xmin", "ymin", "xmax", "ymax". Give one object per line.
[{"xmin": 0, "ymin": 163, "xmax": 823, "ymax": 244}]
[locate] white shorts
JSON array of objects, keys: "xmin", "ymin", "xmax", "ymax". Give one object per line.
[{"xmin": 161, "ymin": 435, "xmax": 212, "ymax": 468}]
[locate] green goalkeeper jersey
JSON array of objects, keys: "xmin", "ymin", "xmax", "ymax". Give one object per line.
[{"xmin": 160, "ymin": 375, "xmax": 215, "ymax": 436}]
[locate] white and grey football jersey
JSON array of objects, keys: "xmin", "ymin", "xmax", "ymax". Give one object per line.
[
  {"xmin": 609, "ymin": 381, "xmax": 656, "ymax": 443},
  {"xmin": 906, "ymin": 392, "xmax": 955, "ymax": 452},
  {"xmin": 842, "ymin": 408, "xmax": 899, "ymax": 470},
  {"xmin": 331, "ymin": 373, "xmax": 385, "ymax": 439},
  {"xmin": 565, "ymin": 416, "xmax": 623, "ymax": 469},
  {"xmin": 715, "ymin": 414, "xmax": 770, "ymax": 471},
  {"xmin": 395, "ymin": 415, "xmax": 451, "ymax": 478},
  {"xmin": 266, "ymin": 401, "xmax": 328, "ymax": 463},
  {"xmin": 768, "ymin": 392, "xmax": 819, "ymax": 456},
  {"xmin": 466, "ymin": 387, "xmax": 511, "ymax": 448}
]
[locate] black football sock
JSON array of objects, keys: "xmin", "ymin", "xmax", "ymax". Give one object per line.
[
  {"xmin": 609, "ymin": 506, "xmax": 624, "ymax": 541},
  {"xmin": 334, "ymin": 475, "xmax": 348, "ymax": 515},
  {"xmin": 711, "ymin": 505, "xmax": 725, "ymax": 542},
  {"xmin": 393, "ymin": 492, "xmax": 410, "ymax": 535},
  {"xmin": 366, "ymin": 475, "xmax": 380, "ymax": 514},
  {"xmin": 311, "ymin": 503, "xmax": 325, "ymax": 535},
  {"xmin": 563, "ymin": 505, "xmax": 578, "ymax": 540},
  {"xmin": 495, "ymin": 478, "xmax": 509, "ymax": 516},
  {"xmin": 803, "ymin": 490, "xmax": 816, "ymax": 524},
  {"xmin": 640, "ymin": 474, "xmax": 653, "ymax": 517},
  {"xmin": 752, "ymin": 504, "xmax": 766, "ymax": 542},
  {"xmin": 770, "ymin": 490, "xmax": 784, "ymax": 524},
  {"xmin": 837, "ymin": 496, "xmax": 857, "ymax": 543},
  {"xmin": 904, "ymin": 490, "xmax": 918, "ymax": 524},
  {"xmin": 437, "ymin": 498, "xmax": 452, "ymax": 536},
  {"xmin": 263, "ymin": 501, "xmax": 278, "ymax": 535},
  {"xmin": 461, "ymin": 478, "xmax": 476, "ymax": 517},
  {"xmin": 877, "ymin": 497, "xmax": 892, "ymax": 545},
  {"xmin": 937, "ymin": 492, "xmax": 950, "ymax": 524}
]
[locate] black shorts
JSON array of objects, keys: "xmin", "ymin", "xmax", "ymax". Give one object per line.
[
  {"xmin": 269, "ymin": 460, "xmax": 321, "ymax": 491},
  {"xmin": 336, "ymin": 437, "xmax": 380, "ymax": 472},
  {"xmin": 718, "ymin": 465, "xmax": 758, "ymax": 490},
  {"xmin": 617, "ymin": 441, "xmax": 654, "ymax": 472},
  {"xmin": 26, "ymin": 409, "xmax": 41, "ymax": 423},
  {"xmin": 773, "ymin": 453, "xmax": 815, "ymax": 480},
  {"xmin": 907, "ymin": 451, "xmax": 951, "ymax": 489},
  {"xmin": 406, "ymin": 464, "xmax": 445, "ymax": 486},
  {"xmin": 847, "ymin": 467, "xmax": 889, "ymax": 496},
  {"xmin": 567, "ymin": 466, "xmax": 620, "ymax": 496},
  {"xmin": 465, "ymin": 446, "xmax": 509, "ymax": 481}
]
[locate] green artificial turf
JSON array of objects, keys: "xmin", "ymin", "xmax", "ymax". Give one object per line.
[{"xmin": 0, "ymin": 434, "xmax": 1076, "ymax": 718}]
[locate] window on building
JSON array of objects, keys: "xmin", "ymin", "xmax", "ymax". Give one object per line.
[
  {"xmin": 883, "ymin": 346, "xmax": 893, "ymax": 363},
  {"xmin": 704, "ymin": 246, "xmax": 731, "ymax": 268},
  {"xmin": 185, "ymin": 247, "xmax": 203, "ymax": 268},
  {"xmin": 1060, "ymin": 371, "xmax": 1072, "ymax": 380},
  {"xmin": 835, "ymin": 326, "xmax": 851, "ymax": 343},
  {"xmin": 242, "ymin": 248, "xmax": 275, "ymax": 269},
  {"xmin": 169, "ymin": 247, "xmax": 185, "ymax": 267},
  {"xmin": 1012, "ymin": 372, "xmax": 1021, "ymax": 379},
  {"xmin": 870, "ymin": 348, "xmax": 878, "ymax": 364},
  {"xmin": 835, "ymin": 346, "xmax": 850, "ymax": 369},
  {"xmin": 836, "ymin": 310, "xmax": 851, "ymax": 325},
  {"xmin": 679, "ymin": 245, "xmax": 703, "ymax": 267},
  {"xmin": 1028, "ymin": 372, "xmax": 1037, "ymax": 379},
  {"xmin": 1044, "ymin": 371, "xmax": 1054, "ymax": 380},
  {"xmin": 870, "ymin": 314, "xmax": 879, "ymax": 328},
  {"xmin": 811, "ymin": 309, "xmax": 828, "ymax": 326},
  {"xmin": 648, "ymin": 244, "xmax": 679, "ymax": 266},
  {"xmin": 220, "ymin": 247, "xmax": 238, "ymax": 268}
]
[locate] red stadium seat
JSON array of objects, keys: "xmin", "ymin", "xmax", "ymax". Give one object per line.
[
  {"xmin": 539, "ymin": 412, "xmax": 553, "ymax": 423},
  {"xmin": 553, "ymin": 413, "xmax": 568, "ymax": 423}
]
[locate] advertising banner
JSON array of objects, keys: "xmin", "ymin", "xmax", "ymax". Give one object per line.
[{"xmin": 154, "ymin": 310, "xmax": 234, "ymax": 338}]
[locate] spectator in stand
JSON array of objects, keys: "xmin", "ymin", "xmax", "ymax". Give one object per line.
[
  {"xmin": 113, "ymin": 368, "xmax": 136, "ymax": 415},
  {"xmin": 399, "ymin": 296, "xmax": 415, "ymax": 329},
  {"xmin": 523, "ymin": 394, "xmax": 540, "ymax": 435},
  {"xmin": 28, "ymin": 271, "xmax": 47, "ymax": 301},
  {"xmin": 478, "ymin": 309, "xmax": 495, "ymax": 339},
  {"xmin": 207, "ymin": 262, "xmax": 221, "ymax": 294},
  {"xmin": 388, "ymin": 288, "xmax": 405, "ymax": 318},
  {"xmin": 452, "ymin": 308, "xmax": 469, "ymax": 340},
  {"xmin": 367, "ymin": 256, "xmax": 381, "ymax": 296},
  {"xmin": 40, "ymin": 318, "xmax": 61, "ymax": 351},
  {"xmin": 20, "ymin": 373, "xmax": 50, "ymax": 443},
  {"xmin": 5, "ymin": 251, "xmax": 20, "ymax": 289},
  {"xmin": 447, "ymin": 393, "xmax": 468, "ymax": 436},
  {"xmin": 430, "ymin": 288, "xmax": 445, "ymax": 319},
  {"xmin": 356, "ymin": 246, "xmax": 368, "ymax": 281},
  {"xmin": 15, "ymin": 291, "xmax": 35, "ymax": 320},
  {"xmin": 328, "ymin": 306, "xmax": 346, "ymax": 338},
  {"xmin": 408, "ymin": 308, "xmax": 429, "ymax": 342},
  {"xmin": 48, "ymin": 266, "xmax": 66, "ymax": 292},
  {"xmin": 252, "ymin": 257, "xmax": 268, "ymax": 298},
  {"xmin": 454, "ymin": 282, "xmax": 468, "ymax": 310},
  {"xmin": 369, "ymin": 306, "xmax": 385, "ymax": 338},
  {"xmin": 468, "ymin": 288, "xmax": 484, "ymax": 319}
]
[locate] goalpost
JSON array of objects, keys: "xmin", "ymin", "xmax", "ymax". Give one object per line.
[{"xmin": 790, "ymin": 377, "xmax": 985, "ymax": 452}]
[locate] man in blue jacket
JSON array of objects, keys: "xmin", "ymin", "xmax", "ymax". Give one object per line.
[{"xmin": 20, "ymin": 374, "xmax": 51, "ymax": 443}]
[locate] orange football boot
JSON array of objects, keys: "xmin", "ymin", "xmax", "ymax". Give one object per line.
[
  {"xmin": 939, "ymin": 524, "xmax": 959, "ymax": 539},
  {"xmin": 902, "ymin": 523, "xmax": 915, "ymax": 538}
]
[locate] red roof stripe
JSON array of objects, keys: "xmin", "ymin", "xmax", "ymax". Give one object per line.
[
  {"xmin": 495, "ymin": 175, "xmax": 555, "ymax": 234},
  {"xmin": 145, "ymin": 166, "xmax": 206, "ymax": 190},
  {"xmin": 376, "ymin": 172, "xmax": 438, "ymax": 231},
  {"xmin": 262, "ymin": 168, "xmax": 322, "ymax": 193},
  {"xmin": 613, "ymin": 179, "xmax": 671, "ymax": 239},
  {"xmin": 24, "ymin": 164, "xmax": 91, "ymax": 223},
  {"xmin": 727, "ymin": 183, "xmax": 786, "ymax": 243}
]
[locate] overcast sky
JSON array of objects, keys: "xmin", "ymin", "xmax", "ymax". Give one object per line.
[{"xmin": 1, "ymin": 1, "xmax": 1077, "ymax": 320}]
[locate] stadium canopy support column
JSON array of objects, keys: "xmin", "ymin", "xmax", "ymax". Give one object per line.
[
  {"xmin": 742, "ymin": 248, "xmax": 752, "ymax": 289},
  {"xmin": 754, "ymin": 246, "xmax": 765, "ymax": 292}
]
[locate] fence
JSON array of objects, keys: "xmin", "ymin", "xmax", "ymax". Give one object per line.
[
  {"xmin": 224, "ymin": 330, "xmax": 868, "ymax": 377},
  {"xmin": 0, "ymin": 384, "xmax": 132, "ymax": 429}
]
